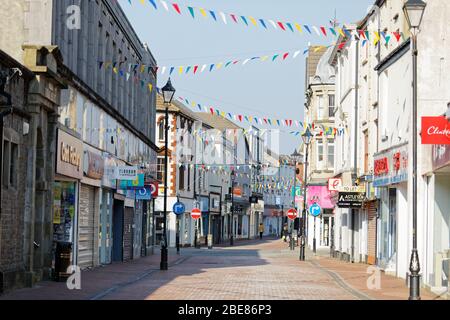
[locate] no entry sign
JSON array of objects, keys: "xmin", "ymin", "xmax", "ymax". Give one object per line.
[
  {"xmin": 191, "ymin": 208, "xmax": 201, "ymax": 220},
  {"xmin": 287, "ymin": 208, "xmax": 298, "ymax": 221}
]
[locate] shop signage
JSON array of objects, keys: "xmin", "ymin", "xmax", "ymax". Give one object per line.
[
  {"xmin": 250, "ymin": 195, "xmax": 259, "ymax": 204},
  {"xmin": 114, "ymin": 166, "xmax": 138, "ymax": 180},
  {"xmin": 135, "ymin": 187, "xmax": 152, "ymax": 200},
  {"xmin": 83, "ymin": 151, "xmax": 104, "ymax": 180},
  {"xmin": 337, "ymin": 192, "xmax": 365, "ymax": 208},
  {"xmin": 328, "ymin": 178, "xmax": 343, "ymax": 192},
  {"xmin": 56, "ymin": 129, "xmax": 83, "ymax": 179},
  {"xmin": 233, "ymin": 186, "xmax": 242, "ymax": 198},
  {"xmin": 118, "ymin": 173, "xmax": 145, "ymax": 189},
  {"xmin": 209, "ymin": 193, "xmax": 221, "ymax": 213},
  {"xmin": 254, "ymin": 200, "xmax": 264, "ymax": 212},
  {"xmin": 306, "ymin": 186, "xmax": 334, "ymax": 209},
  {"xmin": 421, "ymin": 116, "xmax": 450, "ymax": 145},
  {"xmin": 373, "ymin": 143, "xmax": 408, "ymax": 187},
  {"xmin": 338, "ymin": 186, "xmax": 366, "ymax": 193},
  {"xmin": 432, "ymin": 144, "xmax": 450, "ymax": 171}
]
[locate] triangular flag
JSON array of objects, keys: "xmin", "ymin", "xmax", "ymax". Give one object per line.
[
  {"xmin": 282, "ymin": 53, "xmax": 289, "ymax": 60},
  {"xmin": 160, "ymin": 1, "xmax": 169, "ymax": 11},
  {"xmin": 148, "ymin": 0, "xmax": 157, "ymax": 10},
  {"xmin": 320, "ymin": 26, "xmax": 327, "ymax": 36},
  {"xmin": 304, "ymin": 25, "xmax": 312, "ymax": 34},
  {"xmin": 294, "ymin": 23, "xmax": 303, "ymax": 33},
  {"xmin": 249, "ymin": 16, "xmax": 257, "ymax": 26},
  {"xmin": 241, "ymin": 16, "xmax": 248, "ymax": 26},
  {"xmin": 259, "ymin": 19, "xmax": 267, "ymax": 29},
  {"xmin": 148, "ymin": 84, "xmax": 153, "ymax": 93},
  {"xmin": 230, "ymin": 14, "xmax": 238, "ymax": 23},
  {"xmin": 286, "ymin": 23, "xmax": 294, "ymax": 32},
  {"xmin": 209, "ymin": 11, "xmax": 217, "ymax": 21},
  {"xmin": 187, "ymin": 6, "xmax": 195, "ymax": 18},
  {"xmin": 199, "ymin": 8, "xmax": 207, "ymax": 17},
  {"xmin": 172, "ymin": 3, "xmax": 181, "ymax": 14},
  {"xmin": 277, "ymin": 22, "xmax": 286, "ymax": 31},
  {"xmin": 219, "ymin": 12, "xmax": 227, "ymax": 24},
  {"xmin": 272, "ymin": 54, "xmax": 279, "ymax": 61},
  {"xmin": 193, "ymin": 65, "xmax": 199, "ymax": 74}
]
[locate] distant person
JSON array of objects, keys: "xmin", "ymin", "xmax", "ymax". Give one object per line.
[
  {"xmin": 283, "ymin": 223, "xmax": 289, "ymax": 242},
  {"xmin": 259, "ymin": 223, "xmax": 265, "ymax": 240}
]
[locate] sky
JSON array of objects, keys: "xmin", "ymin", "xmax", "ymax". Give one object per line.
[{"xmin": 120, "ymin": 0, "xmax": 374, "ymax": 154}]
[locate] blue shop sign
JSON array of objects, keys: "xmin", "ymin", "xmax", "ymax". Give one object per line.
[
  {"xmin": 135, "ymin": 187, "xmax": 152, "ymax": 200},
  {"xmin": 118, "ymin": 173, "xmax": 145, "ymax": 189}
]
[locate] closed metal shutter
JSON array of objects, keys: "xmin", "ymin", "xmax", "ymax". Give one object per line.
[
  {"xmin": 123, "ymin": 207, "xmax": 134, "ymax": 262},
  {"xmin": 78, "ymin": 185, "xmax": 96, "ymax": 269},
  {"xmin": 367, "ymin": 201, "xmax": 377, "ymax": 265}
]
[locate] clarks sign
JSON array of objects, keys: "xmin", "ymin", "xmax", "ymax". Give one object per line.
[
  {"xmin": 56, "ymin": 129, "xmax": 83, "ymax": 179},
  {"xmin": 422, "ymin": 117, "xmax": 450, "ymax": 145}
]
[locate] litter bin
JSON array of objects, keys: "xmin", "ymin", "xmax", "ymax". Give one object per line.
[{"xmin": 54, "ymin": 242, "xmax": 72, "ymax": 282}]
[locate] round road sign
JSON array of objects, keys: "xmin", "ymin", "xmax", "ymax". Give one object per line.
[
  {"xmin": 191, "ymin": 208, "xmax": 201, "ymax": 220},
  {"xmin": 287, "ymin": 208, "xmax": 298, "ymax": 220}
]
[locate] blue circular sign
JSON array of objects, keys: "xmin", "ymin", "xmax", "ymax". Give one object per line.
[
  {"xmin": 173, "ymin": 202, "xmax": 186, "ymax": 215},
  {"xmin": 309, "ymin": 203, "xmax": 321, "ymax": 217}
]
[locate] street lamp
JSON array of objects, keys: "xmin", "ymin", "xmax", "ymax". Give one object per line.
[
  {"xmin": 230, "ymin": 170, "xmax": 236, "ymax": 246},
  {"xmin": 403, "ymin": 0, "xmax": 426, "ymax": 301},
  {"xmin": 300, "ymin": 128, "xmax": 312, "ymax": 261},
  {"xmin": 291, "ymin": 149, "xmax": 302, "ymax": 251},
  {"xmin": 160, "ymin": 78, "xmax": 176, "ymax": 271}
]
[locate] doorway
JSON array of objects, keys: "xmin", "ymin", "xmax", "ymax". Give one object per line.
[{"xmin": 112, "ymin": 199, "xmax": 124, "ymax": 262}]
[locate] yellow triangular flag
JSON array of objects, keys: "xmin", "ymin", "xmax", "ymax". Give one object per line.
[
  {"xmin": 249, "ymin": 16, "xmax": 257, "ymax": 26},
  {"xmin": 294, "ymin": 23, "xmax": 303, "ymax": 33},
  {"xmin": 199, "ymin": 8, "xmax": 207, "ymax": 17},
  {"xmin": 338, "ymin": 28, "xmax": 346, "ymax": 37},
  {"xmin": 373, "ymin": 31, "xmax": 380, "ymax": 45},
  {"xmin": 148, "ymin": 84, "xmax": 153, "ymax": 93},
  {"xmin": 179, "ymin": 66, "xmax": 183, "ymax": 74}
]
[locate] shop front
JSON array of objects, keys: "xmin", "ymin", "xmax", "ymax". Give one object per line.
[
  {"xmin": 99, "ymin": 153, "xmax": 117, "ymax": 265},
  {"xmin": 53, "ymin": 128, "xmax": 83, "ymax": 273},
  {"xmin": 426, "ymin": 144, "xmax": 450, "ymax": 293},
  {"xmin": 306, "ymin": 185, "xmax": 335, "ymax": 250},
  {"xmin": 78, "ymin": 146, "xmax": 104, "ymax": 269},
  {"xmin": 263, "ymin": 206, "xmax": 281, "ymax": 236},
  {"xmin": 373, "ymin": 142, "xmax": 409, "ymax": 274}
]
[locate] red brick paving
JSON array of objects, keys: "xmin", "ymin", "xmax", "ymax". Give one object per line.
[{"xmin": 0, "ymin": 238, "xmax": 444, "ymax": 300}]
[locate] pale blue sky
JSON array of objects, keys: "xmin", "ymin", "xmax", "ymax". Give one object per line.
[{"xmin": 120, "ymin": 0, "xmax": 374, "ymax": 154}]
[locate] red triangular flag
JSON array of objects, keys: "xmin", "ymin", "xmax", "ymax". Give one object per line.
[
  {"xmin": 172, "ymin": 3, "xmax": 181, "ymax": 14},
  {"xmin": 277, "ymin": 22, "xmax": 286, "ymax": 31},
  {"xmin": 193, "ymin": 65, "xmax": 199, "ymax": 74},
  {"xmin": 210, "ymin": 107, "xmax": 214, "ymax": 115},
  {"xmin": 393, "ymin": 32, "xmax": 401, "ymax": 42},
  {"xmin": 320, "ymin": 26, "xmax": 327, "ymax": 36},
  {"xmin": 358, "ymin": 30, "xmax": 366, "ymax": 39},
  {"xmin": 230, "ymin": 14, "xmax": 238, "ymax": 23},
  {"xmin": 238, "ymin": 115, "xmax": 243, "ymax": 122},
  {"xmin": 282, "ymin": 52, "xmax": 289, "ymax": 60}
]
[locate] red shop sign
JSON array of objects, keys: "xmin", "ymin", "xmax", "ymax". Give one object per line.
[
  {"xmin": 422, "ymin": 117, "xmax": 450, "ymax": 145},
  {"xmin": 374, "ymin": 157, "xmax": 389, "ymax": 176}
]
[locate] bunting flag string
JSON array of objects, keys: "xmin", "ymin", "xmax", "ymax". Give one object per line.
[
  {"xmin": 98, "ymin": 49, "xmax": 304, "ymax": 78},
  {"xmin": 123, "ymin": 0, "xmax": 406, "ymax": 43},
  {"xmin": 173, "ymin": 94, "xmax": 342, "ymax": 137}
]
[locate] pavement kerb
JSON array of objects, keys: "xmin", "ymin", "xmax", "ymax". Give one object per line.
[
  {"xmin": 309, "ymin": 259, "xmax": 374, "ymax": 301},
  {"xmin": 89, "ymin": 256, "xmax": 191, "ymax": 300}
]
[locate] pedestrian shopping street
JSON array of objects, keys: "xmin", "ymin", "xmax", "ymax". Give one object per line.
[{"xmin": 0, "ymin": 238, "xmax": 442, "ymax": 301}]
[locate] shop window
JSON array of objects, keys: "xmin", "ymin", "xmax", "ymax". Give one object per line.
[
  {"xmin": 179, "ymin": 165, "xmax": 185, "ymax": 191},
  {"xmin": 157, "ymin": 157, "xmax": 165, "ymax": 182},
  {"xmin": 328, "ymin": 94, "xmax": 335, "ymax": 118},
  {"xmin": 327, "ymin": 141, "xmax": 335, "ymax": 169},
  {"xmin": 158, "ymin": 120, "xmax": 165, "ymax": 141},
  {"xmin": 2, "ymin": 140, "xmax": 10, "ymax": 188},
  {"xmin": 9, "ymin": 143, "xmax": 18, "ymax": 187}
]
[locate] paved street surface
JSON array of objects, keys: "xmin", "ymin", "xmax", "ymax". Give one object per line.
[{"xmin": 0, "ymin": 238, "xmax": 443, "ymax": 300}]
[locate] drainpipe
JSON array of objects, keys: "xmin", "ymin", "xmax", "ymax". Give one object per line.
[{"xmin": 351, "ymin": 36, "xmax": 360, "ymax": 264}]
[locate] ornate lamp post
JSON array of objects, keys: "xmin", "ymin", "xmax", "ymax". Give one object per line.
[
  {"xmin": 300, "ymin": 128, "xmax": 312, "ymax": 261},
  {"xmin": 160, "ymin": 78, "xmax": 176, "ymax": 270},
  {"xmin": 230, "ymin": 169, "xmax": 236, "ymax": 246},
  {"xmin": 291, "ymin": 149, "xmax": 302, "ymax": 249},
  {"xmin": 403, "ymin": 0, "xmax": 426, "ymax": 301}
]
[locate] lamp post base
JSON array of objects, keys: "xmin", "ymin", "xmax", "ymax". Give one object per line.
[
  {"xmin": 299, "ymin": 237, "xmax": 306, "ymax": 261},
  {"xmin": 160, "ymin": 247, "xmax": 168, "ymax": 271},
  {"xmin": 409, "ymin": 273, "xmax": 421, "ymax": 300}
]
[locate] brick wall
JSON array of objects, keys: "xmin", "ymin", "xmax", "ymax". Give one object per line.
[{"xmin": 0, "ymin": 63, "xmax": 29, "ymax": 292}]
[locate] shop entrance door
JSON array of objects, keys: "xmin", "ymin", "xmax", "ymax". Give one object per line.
[
  {"xmin": 112, "ymin": 200, "xmax": 124, "ymax": 262},
  {"xmin": 123, "ymin": 207, "xmax": 134, "ymax": 261},
  {"xmin": 78, "ymin": 185, "xmax": 96, "ymax": 269}
]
